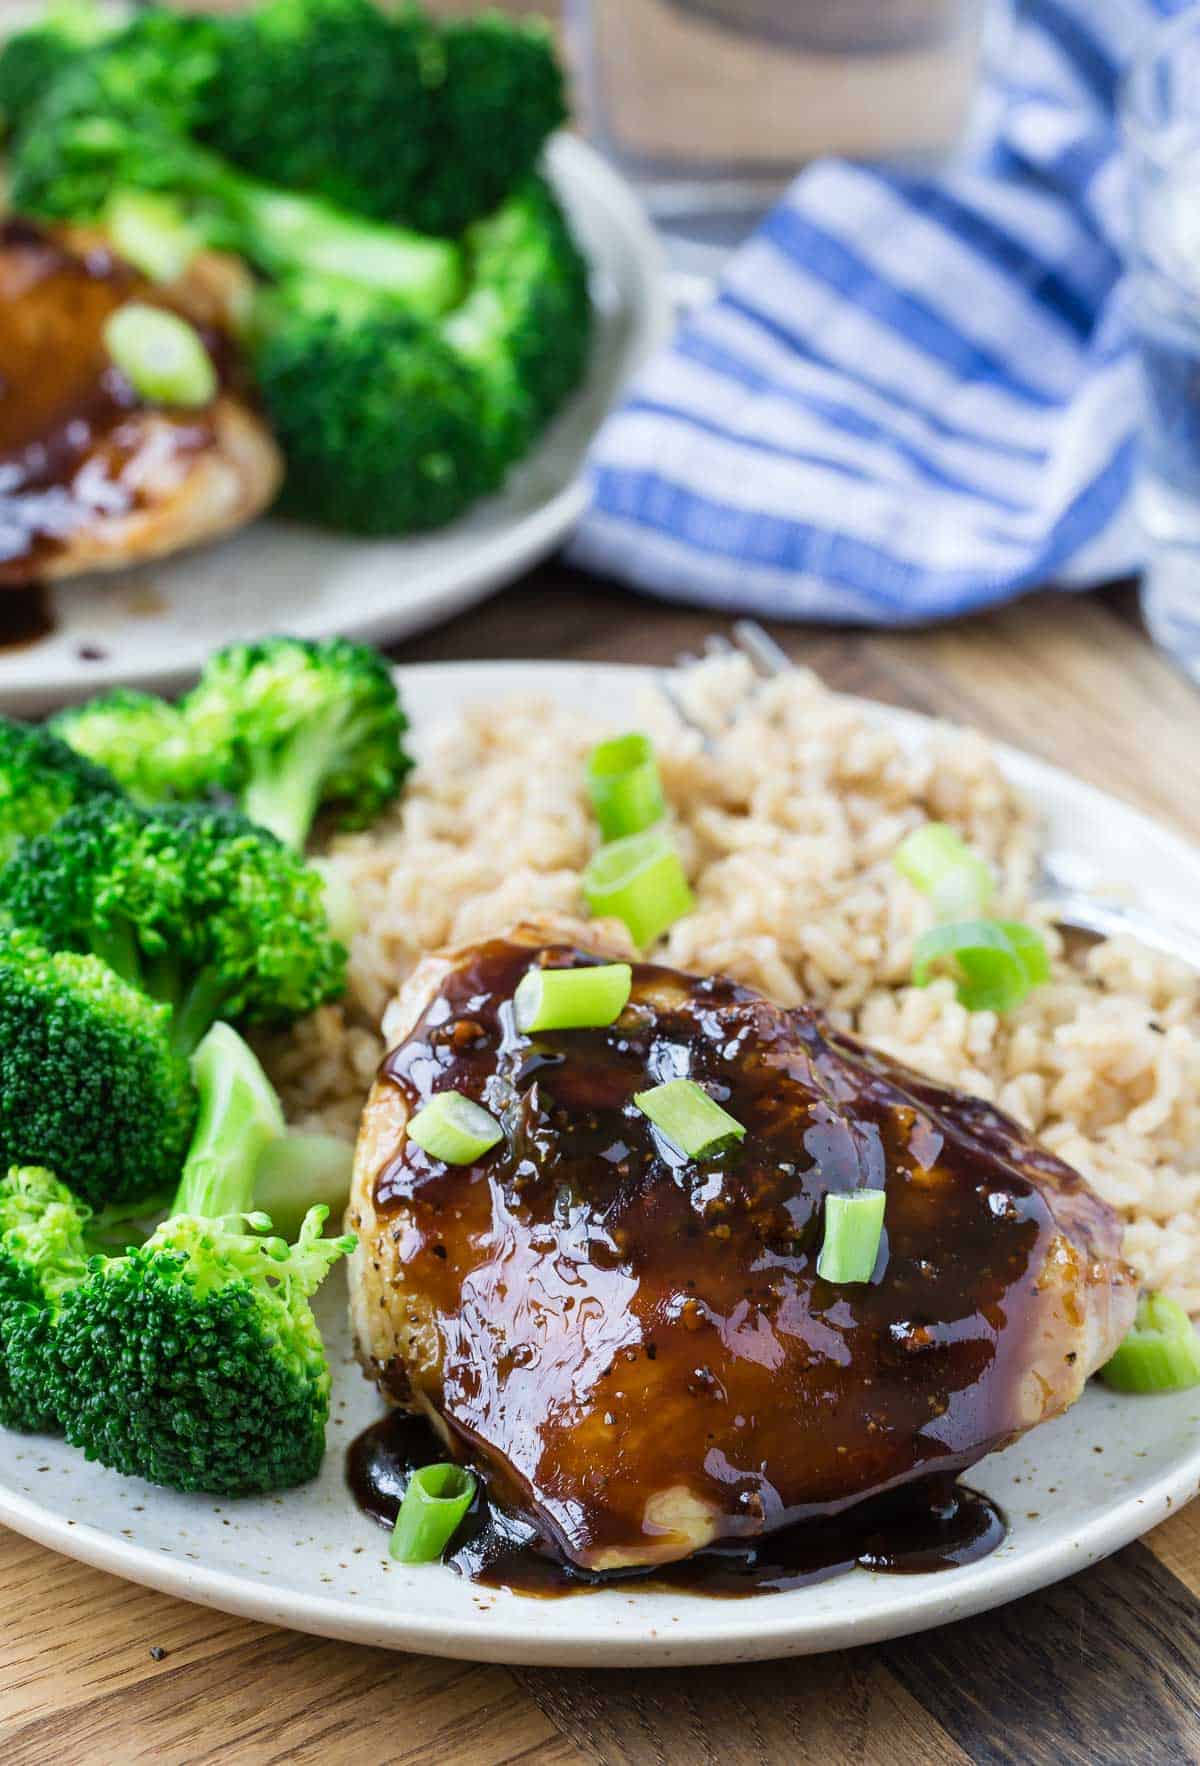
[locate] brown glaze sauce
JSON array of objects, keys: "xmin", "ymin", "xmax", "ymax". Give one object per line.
[
  {"xmin": 346, "ymin": 1409, "xmax": 1006, "ymax": 1597},
  {"xmin": 0, "ymin": 218, "xmax": 229, "ymax": 581},
  {"xmin": 357, "ymin": 937, "xmax": 1104, "ymax": 1586}
]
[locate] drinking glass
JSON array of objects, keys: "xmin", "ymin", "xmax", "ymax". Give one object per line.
[
  {"xmin": 1124, "ymin": 10, "xmax": 1200, "ymax": 682},
  {"xmin": 565, "ymin": 0, "xmax": 988, "ymax": 272}
]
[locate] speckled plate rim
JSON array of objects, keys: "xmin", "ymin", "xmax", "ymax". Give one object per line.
[{"xmin": 2, "ymin": 659, "xmax": 1199, "ymax": 1669}]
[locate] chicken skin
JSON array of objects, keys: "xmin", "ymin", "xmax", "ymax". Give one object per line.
[
  {"xmin": 0, "ymin": 218, "xmax": 281, "ymax": 584},
  {"xmin": 349, "ymin": 917, "xmax": 1137, "ymax": 1574}
]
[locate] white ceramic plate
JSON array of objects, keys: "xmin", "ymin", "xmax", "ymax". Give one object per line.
[
  {"xmin": 0, "ymin": 139, "xmax": 670, "ymax": 714},
  {"xmin": 2, "ymin": 660, "xmax": 1199, "ymax": 1669}
]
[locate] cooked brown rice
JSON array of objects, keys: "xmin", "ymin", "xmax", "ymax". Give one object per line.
[{"xmin": 261, "ymin": 655, "xmax": 1200, "ymax": 1310}]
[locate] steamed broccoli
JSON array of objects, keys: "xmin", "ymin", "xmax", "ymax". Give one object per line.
[
  {"xmin": 252, "ymin": 282, "xmax": 491, "ymax": 532},
  {"xmin": 0, "ymin": 715, "xmax": 121, "ymax": 865},
  {"xmin": 0, "ymin": 0, "xmax": 110, "ymax": 140},
  {"xmin": 14, "ymin": 1024, "xmax": 354, "ymax": 1492},
  {"xmin": 253, "ymin": 175, "xmax": 591, "ymax": 532},
  {"xmin": 445, "ymin": 175, "xmax": 592, "ymax": 478},
  {"xmin": 182, "ymin": 637, "xmax": 413, "ymax": 850},
  {"xmin": 412, "ymin": 13, "xmax": 567, "ymax": 237},
  {"xmin": 0, "ymin": 799, "xmax": 346, "ymax": 1053},
  {"xmin": 0, "ymin": 936, "xmax": 196, "ymax": 1210},
  {"xmin": 200, "ymin": 0, "xmax": 440, "ymax": 229},
  {"xmin": 10, "ymin": 75, "xmax": 463, "ymax": 320},
  {"xmin": 0, "ymin": 4, "xmax": 224, "ymax": 148},
  {"xmin": 0, "ymin": 1166, "xmax": 93, "ymax": 1431},
  {"xmin": 201, "ymin": 0, "xmax": 565, "ymax": 236},
  {"xmin": 50, "ymin": 689, "xmax": 205, "ymax": 803}
]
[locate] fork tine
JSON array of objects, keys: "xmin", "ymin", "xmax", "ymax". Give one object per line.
[
  {"xmin": 732, "ymin": 620, "xmax": 794, "ymax": 678},
  {"xmin": 656, "ymin": 667, "xmax": 716, "ymax": 751}
]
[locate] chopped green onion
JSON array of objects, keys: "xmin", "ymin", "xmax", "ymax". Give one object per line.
[
  {"xmin": 1099, "ymin": 1293, "xmax": 1200, "ymax": 1393},
  {"xmin": 582, "ymin": 827, "xmax": 694, "ymax": 949},
  {"xmin": 389, "ymin": 1462, "xmax": 476, "ymax": 1563},
  {"xmin": 587, "ymin": 732, "xmax": 665, "ymax": 841},
  {"xmin": 912, "ymin": 918, "xmax": 1050, "ymax": 1012},
  {"xmin": 103, "ymin": 302, "xmax": 217, "ymax": 408},
  {"xmin": 634, "ymin": 1078, "xmax": 745, "ymax": 1160},
  {"xmin": 105, "ymin": 190, "xmax": 198, "ymax": 284},
  {"xmin": 894, "ymin": 822, "xmax": 994, "ymax": 920},
  {"xmin": 817, "ymin": 1190, "xmax": 886, "ymax": 1284},
  {"xmin": 407, "ymin": 1091, "xmax": 503, "ymax": 1165},
  {"xmin": 514, "ymin": 962, "xmax": 632, "ymax": 1033}
]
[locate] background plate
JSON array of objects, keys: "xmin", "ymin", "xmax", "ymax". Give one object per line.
[
  {"xmin": 1, "ymin": 661, "xmax": 1198, "ymax": 1668},
  {"xmin": 0, "ymin": 140, "xmax": 670, "ymax": 713}
]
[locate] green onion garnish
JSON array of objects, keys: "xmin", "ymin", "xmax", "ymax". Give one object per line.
[
  {"xmin": 105, "ymin": 190, "xmax": 198, "ymax": 284},
  {"xmin": 514, "ymin": 962, "xmax": 632, "ymax": 1034},
  {"xmin": 407, "ymin": 1091, "xmax": 503, "ymax": 1165},
  {"xmin": 894, "ymin": 822, "xmax": 994, "ymax": 919},
  {"xmin": 582, "ymin": 827, "xmax": 694, "ymax": 949},
  {"xmin": 634, "ymin": 1078, "xmax": 745, "ymax": 1160},
  {"xmin": 103, "ymin": 302, "xmax": 217, "ymax": 409},
  {"xmin": 912, "ymin": 918, "xmax": 1050, "ymax": 1013},
  {"xmin": 586, "ymin": 732, "xmax": 666, "ymax": 841},
  {"xmin": 1099, "ymin": 1293, "xmax": 1200, "ymax": 1393},
  {"xmin": 817, "ymin": 1190, "xmax": 886, "ymax": 1284},
  {"xmin": 389, "ymin": 1462, "xmax": 476, "ymax": 1563}
]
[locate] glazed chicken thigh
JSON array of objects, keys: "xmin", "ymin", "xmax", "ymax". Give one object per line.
[
  {"xmin": 349, "ymin": 917, "xmax": 1137, "ymax": 1573},
  {"xmin": 0, "ymin": 218, "xmax": 281, "ymax": 583}
]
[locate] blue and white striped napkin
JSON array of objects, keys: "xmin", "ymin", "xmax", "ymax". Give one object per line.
[{"xmin": 572, "ymin": 0, "xmax": 1183, "ymax": 626}]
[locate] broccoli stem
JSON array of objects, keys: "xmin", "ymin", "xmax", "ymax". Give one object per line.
[
  {"xmin": 132, "ymin": 139, "xmax": 464, "ymax": 321},
  {"xmin": 241, "ymin": 720, "xmax": 338, "ymax": 852},
  {"xmin": 171, "ymin": 1022, "xmax": 285, "ymax": 1220},
  {"xmin": 253, "ymin": 1132, "xmax": 353, "ymax": 1241},
  {"xmin": 88, "ymin": 918, "xmax": 144, "ymax": 991},
  {"xmin": 170, "ymin": 970, "xmax": 234, "ymax": 1058},
  {"xmin": 232, "ymin": 184, "xmax": 464, "ymax": 319},
  {"xmin": 137, "ymin": 953, "xmax": 228, "ymax": 1056}
]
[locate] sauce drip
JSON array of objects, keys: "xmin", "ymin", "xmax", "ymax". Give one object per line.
[
  {"xmin": 346, "ymin": 1410, "xmax": 1006, "ymax": 1598},
  {"xmin": 0, "ymin": 582, "xmax": 54, "ymax": 650}
]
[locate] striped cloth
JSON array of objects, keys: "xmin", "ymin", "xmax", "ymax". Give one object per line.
[{"xmin": 571, "ymin": 0, "xmax": 1184, "ymax": 626}]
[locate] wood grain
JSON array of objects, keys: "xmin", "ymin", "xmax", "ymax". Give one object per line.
[
  {"xmin": 881, "ymin": 1543, "xmax": 1200, "ymax": 1766},
  {"xmin": 4, "ymin": 563, "xmax": 1200, "ymax": 1765}
]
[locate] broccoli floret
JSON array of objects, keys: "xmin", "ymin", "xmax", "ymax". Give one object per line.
[
  {"xmin": 253, "ymin": 285, "xmax": 491, "ymax": 533},
  {"xmin": 182, "ymin": 637, "xmax": 413, "ymax": 850},
  {"xmin": 0, "ymin": 937, "xmax": 196, "ymax": 1210},
  {"xmin": 445, "ymin": 174, "xmax": 592, "ymax": 477},
  {"xmin": 0, "ymin": 1166, "xmax": 93, "ymax": 1432},
  {"xmin": 11, "ymin": 73, "xmax": 462, "ymax": 319},
  {"xmin": 201, "ymin": 0, "xmax": 565, "ymax": 236},
  {"xmin": 410, "ymin": 13, "xmax": 567, "ymax": 238},
  {"xmin": 50, "ymin": 689, "xmax": 205, "ymax": 803},
  {"xmin": 0, "ymin": 0, "xmax": 114, "ymax": 141},
  {"xmin": 202, "ymin": 0, "xmax": 441, "ymax": 228},
  {"xmin": 252, "ymin": 176, "xmax": 591, "ymax": 532},
  {"xmin": 0, "ymin": 799, "xmax": 346, "ymax": 1053},
  {"xmin": 0, "ymin": 715, "xmax": 122, "ymax": 865},
  {"xmin": 2, "ymin": 5, "xmax": 224, "ymax": 162},
  {"xmin": 40, "ymin": 1023, "xmax": 354, "ymax": 1494}
]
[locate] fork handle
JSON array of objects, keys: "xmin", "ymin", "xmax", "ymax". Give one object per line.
[{"xmin": 1048, "ymin": 891, "xmax": 1200, "ymax": 973}]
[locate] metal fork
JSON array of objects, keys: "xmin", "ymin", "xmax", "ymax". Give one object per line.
[{"xmin": 660, "ymin": 620, "xmax": 1200, "ymax": 972}]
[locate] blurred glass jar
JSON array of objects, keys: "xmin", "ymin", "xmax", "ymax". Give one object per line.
[{"xmin": 565, "ymin": 0, "xmax": 989, "ymax": 263}]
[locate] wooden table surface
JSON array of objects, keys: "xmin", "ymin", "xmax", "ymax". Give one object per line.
[{"xmin": 5, "ymin": 569, "xmax": 1200, "ymax": 1765}]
